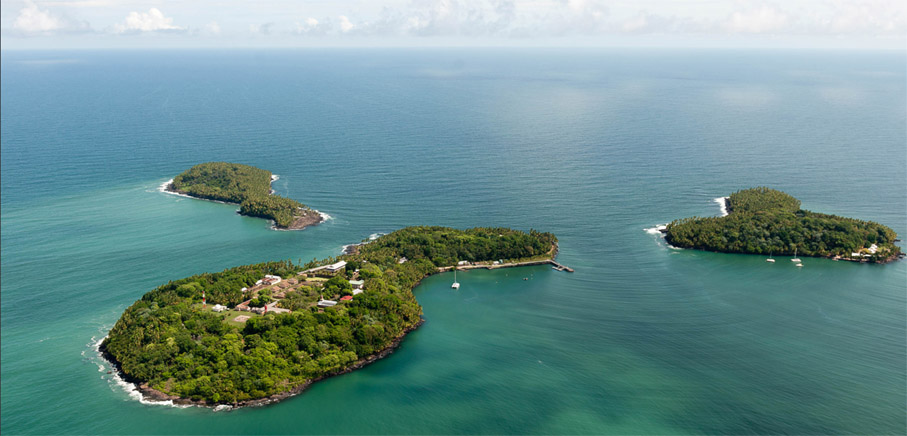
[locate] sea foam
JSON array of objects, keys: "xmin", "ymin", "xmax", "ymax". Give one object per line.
[
  {"xmin": 92, "ymin": 334, "xmax": 192, "ymax": 408},
  {"xmin": 158, "ymin": 179, "xmax": 194, "ymax": 199},
  {"xmin": 644, "ymin": 225, "xmax": 667, "ymax": 235},
  {"xmin": 714, "ymin": 197, "xmax": 729, "ymax": 217},
  {"xmin": 341, "ymin": 232, "xmax": 386, "ymax": 254}
]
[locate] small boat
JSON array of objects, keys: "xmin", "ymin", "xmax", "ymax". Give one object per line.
[
  {"xmin": 766, "ymin": 252, "xmax": 775, "ymax": 263},
  {"xmin": 451, "ymin": 269, "xmax": 460, "ymax": 289},
  {"xmin": 791, "ymin": 248, "xmax": 801, "ymax": 263},
  {"xmin": 796, "ymin": 263, "xmax": 804, "ymax": 267}
]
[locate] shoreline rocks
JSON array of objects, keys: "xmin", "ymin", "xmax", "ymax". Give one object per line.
[{"xmin": 165, "ymin": 182, "xmax": 323, "ymax": 231}]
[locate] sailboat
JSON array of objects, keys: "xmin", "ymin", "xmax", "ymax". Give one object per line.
[
  {"xmin": 791, "ymin": 248, "xmax": 801, "ymax": 263},
  {"xmin": 766, "ymin": 251, "xmax": 775, "ymax": 263},
  {"xmin": 451, "ymin": 268, "xmax": 460, "ymax": 289}
]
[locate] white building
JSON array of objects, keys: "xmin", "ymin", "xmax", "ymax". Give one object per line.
[
  {"xmin": 317, "ymin": 299, "xmax": 338, "ymax": 307},
  {"xmin": 212, "ymin": 304, "xmax": 227, "ymax": 312},
  {"xmin": 262, "ymin": 274, "xmax": 282, "ymax": 285},
  {"xmin": 325, "ymin": 261, "xmax": 347, "ymax": 273}
]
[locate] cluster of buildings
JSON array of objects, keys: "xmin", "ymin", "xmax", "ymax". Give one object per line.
[
  {"xmin": 255, "ymin": 274, "xmax": 282, "ymax": 286},
  {"xmin": 851, "ymin": 244, "xmax": 880, "ymax": 258},
  {"xmin": 218, "ymin": 272, "xmax": 368, "ymax": 314},
  {"xmin": 317, "ymin": 278, "xmax": 367, "ymax": 307}
]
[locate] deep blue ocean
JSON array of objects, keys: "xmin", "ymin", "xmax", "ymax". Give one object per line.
[{"xmin": 1, "ymin": 48, "xmax": 905, "ymax": 435}]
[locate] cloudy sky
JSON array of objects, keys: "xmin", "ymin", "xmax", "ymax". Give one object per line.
[{"xmin": 1, "ymin": 0, "xmax": 905, "ymax": 49}]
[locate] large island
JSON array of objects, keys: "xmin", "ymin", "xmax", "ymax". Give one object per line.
[
  {"xmin": 166, "ymin": 162, "xmax": 323, "ymax": 230},
  {"xmin": 664, "ymin": 187, "xmax": 902, "ymax": 263},
  {"xmin": 101, "ymin": 226, "xmax": 559, "ymax": 407}
]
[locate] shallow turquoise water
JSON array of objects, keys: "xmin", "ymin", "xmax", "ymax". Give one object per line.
[{"xmin": 1, "ymin": 49, "xmax": 905, "ymax": 434}]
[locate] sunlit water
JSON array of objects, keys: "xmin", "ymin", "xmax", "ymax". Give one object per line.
[{"xmin": 2, "ymin": 49, "xmax": 904, "ymax": 434}]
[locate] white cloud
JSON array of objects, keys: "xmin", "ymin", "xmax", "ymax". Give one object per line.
[
  {"xmin": 295, "ymin": 17, "xmax": 330, "ymax": 35},
  {"xmin": 14, "ymin": 2, "xmax": 63, "ymax": 33},
  {"xmin": 4, "ymin": 0, "xmax": 904, "ymax": 48},
  {"xmin": 114, "ymin": 8, "xmax": 183, "ymax": 33},
  {"xmin": 48, "ymin": 0, "xmax": 115, "ymax": 7},
  {"xmin": 204, "ymin": 21, "xmax": 220, "ymax": 35},
  {"xmin": 819, "ymin": 0, "xmax": 907, "ymax": 35},
  {"xmin": 11, "ymin": 1, "xmax": 90, "ymax": 35},
  {"xmin": 724, "ymin": 4, "xmax": 790, "ymax": 34},
  {"xmin": 339, "ymin": 15, "xmax": 355, "ymax": 32},
  {"xmin": 618, "ymin": 10, "xmax": 694, "ymax": 34},
  {"xmin": 249, "ymin": 22, "xmax": 275, "ymax": 35}
]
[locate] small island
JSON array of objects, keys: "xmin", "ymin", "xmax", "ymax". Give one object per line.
[
  {"xmin": 101, "ymin": 226, "xmax": 561, "ymax": 408},
  {"xmin": 165, "ymin": 162, "xmax": 323, "ymax": 230},
  {"xmin": 664, "ymin": 187, "xmax": 903, "ymax": 263}
]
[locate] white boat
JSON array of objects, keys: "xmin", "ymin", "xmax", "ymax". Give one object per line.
[
  {"xmin": 791, "ymin": 248, "xmax": 801, "ymax": 263},
  {"xmin": 796, "ymin": 263, "xmax": 804, "ymax": 267},
  {"xmin": 451, "ymin": 268, "xmax": 460, "ymax": 289},
  {"xmin": 766, "ymin": 252, "xmax": 775, "ymax": 263}
]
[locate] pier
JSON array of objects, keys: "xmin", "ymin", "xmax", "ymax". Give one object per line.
[
  {"xmin": 548, "ymin": 260, "xmax": 574, "ymax": 272},
  {"xmin": 438, "ymin": 258, "xmax": 574, "ymax": 273}
]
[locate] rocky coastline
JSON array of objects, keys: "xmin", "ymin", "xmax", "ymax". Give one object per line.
[{"xmin": 164, "ymin": 181, "xmax": 323, "ymax": 231}]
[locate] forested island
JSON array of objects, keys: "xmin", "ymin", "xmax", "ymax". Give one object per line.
[
  {"xmin": 664, "ymin": 187, "xmax": 902, "ymax": 263},
  {"xmin": 166, "ymin": 162, "xmax": 323, "ymax": 230},
  {"xmin": 101, "ymin": 227, "xmax": 558, "ymax": 408}
]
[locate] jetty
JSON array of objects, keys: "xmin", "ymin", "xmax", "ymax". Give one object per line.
[
  {"xmin": 438, "ymin": 258, "xmax": 573, "ymax": 273},
  {"xmin": 550, "ymin": 261, "xmax": 574, "ymax": 272}
]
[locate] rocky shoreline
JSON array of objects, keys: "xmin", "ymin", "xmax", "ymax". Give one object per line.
[
  {"xmin": 100, "ymin": 318, "xmax": 425, "ymax": 410},
  {"xmin": 164, "ymin": 182, "xmax": 323, "ymax": 231}
]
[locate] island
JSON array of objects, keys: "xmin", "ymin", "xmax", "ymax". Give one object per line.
[
  {"xmin": 100, "ymin": 226, "xmax": 562, "ymax": 408},
  {"xmin": 663, "ymin": 187, "xmax": 903, "ymax": 263},
  {"xmin": 165, "ymin": 162, "xmax": 323, "ymax": 230}
]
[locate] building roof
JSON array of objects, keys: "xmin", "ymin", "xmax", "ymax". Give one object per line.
[
  {"xmin": 349, "ymin": 279, "xmax": 365, "ymax": 285},
  {"xmin": 326, "ymin": 261, "xmax": 347, "ymax": 271},
  {"xmin": 340, "ymin": 295, "xmax": 353, "ymax": 301}
]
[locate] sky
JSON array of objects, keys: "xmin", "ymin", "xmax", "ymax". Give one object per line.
[{"xmin": 1, "ymin": 0, "xmax": 905, "ymax": 50}]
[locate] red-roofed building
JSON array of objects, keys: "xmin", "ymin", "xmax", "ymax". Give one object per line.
[{"xmin": 340, "ymin": 295, "xmax": 353, "ymax": 301}]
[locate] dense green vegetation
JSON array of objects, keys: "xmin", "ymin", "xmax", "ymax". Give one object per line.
[
  {"xmin": 238, "ymin": 196, "xmax": 308, "ymax": 229},
  {"xmin": 102, "ymin": 227, "xmax": 557, "ymax": 405},
  {"xmin": 350, "ymin": 226, "xmax": 558, "ymax": 268},
  {"xmin": 665, "ymin": 187, "xmax": 901, "ymax": 261},
  {"xmin": 170, "ymin": 162, "xmax": 311, "ymax": 228}
]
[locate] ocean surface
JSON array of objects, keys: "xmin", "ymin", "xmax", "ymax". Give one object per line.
[{"xmin": 1, "ymin": 48, "xmax": 905, "ymax": 435}]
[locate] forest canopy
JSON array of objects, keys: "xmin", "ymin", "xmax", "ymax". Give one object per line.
[
  {"xmin": 101, "ymin": 227, "xmax": 557, "ymax": 406},
  {"xmin": 664, "ymin": 187, "xmax": 901, "ymax": 262},
  {"xmin": 170, "ymin": 162, "xmax": 311, "ymax": 228}
]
